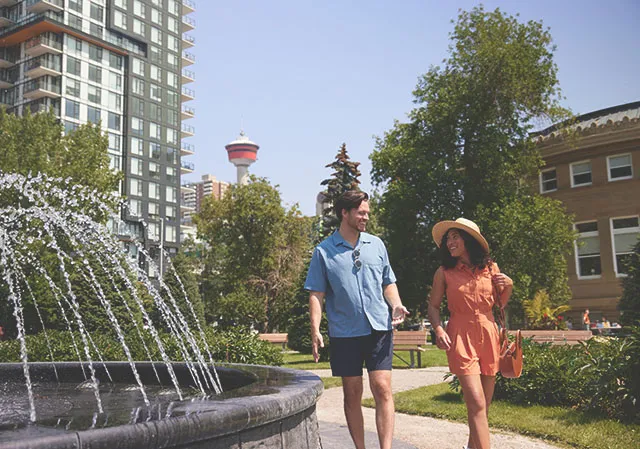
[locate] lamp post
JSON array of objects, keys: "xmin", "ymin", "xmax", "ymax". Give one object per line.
[{"xmin": 159, "ymin": 218, "xmax": 164, "ymax": 279}]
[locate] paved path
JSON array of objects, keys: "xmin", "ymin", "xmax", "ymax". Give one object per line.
[{"xmin": 312, "ymin": 367, "xmax": 563, "ymax": 449}]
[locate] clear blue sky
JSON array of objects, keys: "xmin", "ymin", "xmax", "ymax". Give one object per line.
[{"xmin": 187, "ymin": 0, "xmax": 640, "ymax": 216}]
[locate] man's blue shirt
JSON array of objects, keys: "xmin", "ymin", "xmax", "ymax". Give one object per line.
[{"xmin": 304, "ymin": 231, "xmax": 397, "ymax": 338}]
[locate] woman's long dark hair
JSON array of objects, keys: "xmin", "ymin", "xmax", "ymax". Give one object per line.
[{"xmin": 439, "ymin": 228, "xmax": 491, "ymax": 269}]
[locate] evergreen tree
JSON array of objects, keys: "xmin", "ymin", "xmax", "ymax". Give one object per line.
[
  {"xmin": 619, "ymin": 237, "xmax": 640, "ymax": 326},
  {"xmin": 320, "ymin": 143, "xmax": 361, "ymax": 239}
]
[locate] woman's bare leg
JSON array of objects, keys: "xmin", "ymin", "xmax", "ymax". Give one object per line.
[{"xmin": 459, "ymin": 374, "xmax": 491, "ymax": 449}]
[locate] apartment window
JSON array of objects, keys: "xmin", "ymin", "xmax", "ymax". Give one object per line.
[
  {"xmin": 90, "ymin": 3, "xmax": 104, "ymax": 21},
  {"xmin": 571, "ymin": 161, "xmax": 592, "ymax": 187},
  {"xmin": 134, "ymin": 0, "xmax": 146, "ymax": 18},
  {"xmin": 167, "ymin": 35, "xmax": 178, "ymax": 53},
  {"xmin": 65, "ymin": 99, "xmax": 80, "ymax": 119},
  {"xmin": 109, "ymin": 154, "xmax": 122, "ymax": 172},
  {"xmin": 607, "ymin": 154, "xmax": 633, "ymax": 181},
  {"xmin": 131, "ymin": 137, "xmax": 144, "ymax": 156},
  {"xmin": 150, "ymin": 84, "xmax": 162, "ymax": 102},
  {"xmin": 167, "ymin": 147, "xmax": 178, "ymax": 164},
  {"xmin": 151, "ymin": 8, "xmax": 162, "ymax": 25},
  {"xmin": 67, "ymin": 35, "xmax": 83, "ymax": 53},
  {"xmin": 151, "ymin": 0, "xmax": 161, "ymax": 6},
  {"xmin": 130, "ymin": 157, "xmax": 143, "ymax": 176},
  {"xmin": 132, "ymin": 58, "xmax": 145, "ymax": 76},
  {"xmin": 611, "ymin": 217, "xmax": 640, "ymax": 276},
  {"xmin": 109, "ymin": 72, "xmax": 123, "ymax": 91},
  {"xmin": 88, "ymin": 45, "xmax": 102, "ymax": 63},
  {"xmin": 539, "ymin": 168, "xmax": 557, "ymax": 193},
  {"xmin": 129, "ymin": 199, "xmax": 142, "ymax": 217},
  {"xmin": 69, "ymin": 0, "xmax": 82, "ymax": 13},
  {"xmin": 167, "ymin": 16, "xmax": 179, "ymax": 34},
  {"xmin": 64, "ymin": 121, "xmax": 79, "ymax": 134},
  {"xmin": 108, "ymin": 92, "xmax": 122, "ymax": 111},
  {"xmin": 151, "ymin": 27, "xmax": 162, "ymax": 45},
  {"xmin": 131, "ymin": 97, "xmax": 145, "ymax": 116},
  {"xmin": 148, "ymin": 223, "xmax": 159, "ymax": 241},
  {"xmin": 167, "ymin": 72, "xmax": 178, "ymax": 89},
  {"xmin": 166, "ymin": 91, "xmax": 178, "ymax": 107},
  {"xmin": 90, "ymin": 23, "xmax": 103, "ymax": 38},
  {"xmin": 108, "ymin": 112, "xmax": 120, "ymax": 131},
  {"xmin": 167, "ymin": 53, "xmax": 178, "ymax": 68},
  {"xmin": 150, "ymin": 46, "xmax": 162, "ymax": 63},
  {"xmin": 150, "ymin": 65, "xmax": 161, "ymax": 82},
  {"xmin": 149, "ymin": 103, "xmax": 162, "ymax": 121},
  {"xmin": 69, "ymin": 14, "xmax": 83, "ymax": 30},
  {"xmin": 168, "ymin": 0, "xmax": 179, "ymax": 16},
  {"xmin": 131, "ymin": 117, "xmax": 144, "ymax": 136},
  {"xmin": 166, "ymin": 186, "xmax": 177, "ymax": 203},
  {"xmin": 87, "ymin": 106, "xmax": 101, "ymax": 124},
  {"xmin": 108, "ymin": 133, "xmax": 121, "ymax": 151},
  {"xmin": 166, "ymin": 225, "xmax": 177, "ymax": 243},
  {"xmin": 129, "ymin": 178, "xmax": 143, "ymax": 197},
  {"xmin": 133, "ymin": 19, "xmax": 145, "ymax": 37},
  {"xmin": 66, "ymin": 79, "xmax": 81, "ymax": 97},
  {"xmin": 149, "ymin": 122, "xmax": 161, "ymax": 140},
  {"xmin": 66, "ymin": 56, "xmax": 81, "ymax": 76},
  {"xmin": 575, "ymin": 221, "xmax": 601, "ymax": 278},
  {"xmin": 148, "ymin": 202, "xmax": 159, "ymax": 219},
  {"xmin": 166, "ymin": 166, "xmax": 176, "ymax": 183},
  {"xmin": 88, "ymin": 64, "xmax": 102, "ymax": 83},
  {"xmin": 109, "ymin": 53, "xmax": 123, "ymax": 70},
  {"xmin": 114, "ymin": 10, "xmax": 127, "ymax": 29},
  {"xmin": 150, "ymin": 142, "xmax": 161, "ymax": 159},
  {"xmin": 166, "ymin": 110, "xmax": 178, "ymax": 127},
  {"xmin": 166, "ymin": 128, "xmax": 178, "ymax": 145},
  {"xmin": 132, "ymin": 78, "xmax": 145, "ymax": 96},
  {"xmin": 165, "ymin": 205, "xmax": 176, "ymax": 220},
  {"xmin": 149, "ymin": 162, "xmax": 160, "ymax": 179},
  {"xmin": 114, "ymin": 0, "xmax": 126, "ymax": 9},
  {"xmin": 149, "ymin": 182, "xmax": 160, "ymax": 200},
  {"xmin": 87, "ymin": 85, "xmax": 101, "ymax": 104}
]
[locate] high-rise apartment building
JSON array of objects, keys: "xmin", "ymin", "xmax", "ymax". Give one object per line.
[
  {"xmin": 180, "ymin": 174, "xmax": 229, "ymax": 241},
  {"xmin": 0, "ymin": 0, "xmax": 196, "ymax": 269}
]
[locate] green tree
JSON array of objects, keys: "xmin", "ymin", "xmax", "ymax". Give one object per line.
[
  {"xmin": 619, "ymin": 237, "xmax": 640, "ymax": 326},
  {"xmin": 370, "ymin": 6, "xmax": 574, "ymax": 317},
  {"xmin": 161, "ymin": 251, "xmax": 205, "ymax": 329},
  {"xmin": 320, "ymin": 143, "xmax": 362, "ymax": 239},
  {"xmin": 194, "ymin": 177, "xmax": 311, "ymax": 332}
]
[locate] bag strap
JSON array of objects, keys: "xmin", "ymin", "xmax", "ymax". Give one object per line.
[{"xmin": 489, "ymin": 262, "xmax": 507, "ymax": 331}]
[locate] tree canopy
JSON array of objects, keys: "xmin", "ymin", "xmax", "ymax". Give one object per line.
[
  {"xmin": 370, "ymin": 6, "xmax": 574, "ymax": 321},
  {"xmin": 618, "ymin": 237, "xmax": 640, "ymax": 326}
]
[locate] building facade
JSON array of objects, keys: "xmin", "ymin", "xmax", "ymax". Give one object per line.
[
  {"xmin": 180, "ymin": 173, "xmax": 229, "ymax": 241},
  {"xmin": 535, "ymin": 102, "xmax": 640, "ymax": 322},
  {"xmin": 0, "ymin": 0, "xmax": 196, "ymax": 273}
]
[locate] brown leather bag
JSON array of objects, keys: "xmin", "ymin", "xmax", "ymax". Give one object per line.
[{"xmin": 490, "ymin": 263, "xmax": 523, "ymax": 378}]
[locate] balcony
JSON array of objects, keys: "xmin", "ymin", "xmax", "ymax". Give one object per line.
[
  {"xmin": 0, "ymin": 6, "xmax": 18, "ymax": 27},
  {"xmin": 0, "ymin": 88, "xmax": 15, "ymax": 106},
  {"xmin": 181, "ymin": 68, "xmax": 195, "ymax": 84},
  {"xmin": 181, "ymin": 86, "xmax": 195, "ymax": 102},
  {"xmin": 0, "ymin": 68, "xmax": 16, "ymax": 88},
  {"xmin": 182, "ymin": 51, "xmax": 195, "ymax": 67},
  {"xmin": 180, "ymin": 160, "xmax": 195, "ymax": 174},
  {"xmin": 26, "ymin": 0, "xmax": 64, "ymax": 14},
  {"xmin": 181, "ymin": 182, "xmax": 196, "ymax": 194},
  {"xmin": 0, "ymin": 1, "xmax": 18, "ymax": 7},
  {"xmin": 181, "ymin": 105, "xmax": 195, "ymax": 120},
  {"xmin": 180, "ymin": 203, "xmax": 196, "ymax": 212},
  {"xmin": 181, "ymin": 123, "xmax": 195, "ymax": 138},
  {"xmin": 181, "ymin": 142, "xmax": 195, "ymax": 156},
  {"xmin": 23, "ymin": 75, "xmax": 61, "ymax": 100},
  {"xmin": 182, "ymin": 33, "xmax": 195, "ymax": 49},
  {"xmin": 0, "ymin": 47, "xmax": 17, "ymax": 68},
  {"xmin": 25, "ymin": 97, "xmax": 60, "ymax": 116},
  {"xmin": 24, "ymin": 54, "xmax": 61, "ymax": 78},
  {"xmin": 182, "ymin": 0, "xmax": 195, "ymax": 15},
  {"xmin": 181, "ymin": 15, "xmax": 195, "ymax": 32},
  {"xmin": 25, "ymin": 33, "xmax": 63, "ymax": 57}
]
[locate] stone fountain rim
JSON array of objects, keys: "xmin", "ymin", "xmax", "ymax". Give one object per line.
[{"xmin": 0, "ymin": 361, "xmax": 324, "ymax": 449}]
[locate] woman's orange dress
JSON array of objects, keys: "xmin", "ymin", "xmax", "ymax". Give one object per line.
[{"xmin": 444, "ymin": 261, "xmax": 500, "ymax": 376}]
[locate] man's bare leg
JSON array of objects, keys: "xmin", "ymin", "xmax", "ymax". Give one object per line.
[
  {"xmin": 342, "ymin": 376, "xmax": 365, "ymax": 449},
  {"xmin": 368, "ymin": 370, "xmax": 394, "ymax": 449}
]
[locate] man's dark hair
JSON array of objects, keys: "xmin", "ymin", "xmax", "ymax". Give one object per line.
[
  {"xmin": 439, "ymin": 228, "xmax": 491, "ymax": 269},
  {"xmin": 335, "ymin": 190, "xmax": 369, "ymax": 221}
]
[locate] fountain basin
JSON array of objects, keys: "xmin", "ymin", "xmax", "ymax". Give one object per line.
[{"xmin": 0, "ymin": 362, "xmax": 323, "ymax": 449}]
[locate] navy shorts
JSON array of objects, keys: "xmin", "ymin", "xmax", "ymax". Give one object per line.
[{"xmin": 329, "ymin": 330, "xmax": 393, "ymax": 377}]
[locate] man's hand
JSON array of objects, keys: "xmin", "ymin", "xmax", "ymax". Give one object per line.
[
  {"xmin": 391, "ymin": 305, "xmax": 410, "ymax": 326},
  {"xmin": 311, "ymin": 330, "xmax": 324, "ymax": 363}
]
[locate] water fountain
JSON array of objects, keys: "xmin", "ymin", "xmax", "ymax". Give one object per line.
[{"xmin": 0, "ymin": 172, "xmax": 322, "ymax": 449}]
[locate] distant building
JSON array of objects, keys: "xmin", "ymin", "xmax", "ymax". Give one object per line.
[
  {"xmin": 535, "ymin": 101, "xmax": 640, "ymax": 322},
  {"xmin": 180, "ymin": 174, "xmax": 230, "ymax": 242}
]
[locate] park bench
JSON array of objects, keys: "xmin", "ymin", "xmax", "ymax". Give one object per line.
[
  {"xmin": 258, "ymin": 333, "xmax": 288, "ymax": 350},
  {"xmin": 393, "ymin": 330, "xmax": 428, "ymax": 368},
  {"xmin": 510, "ymin": 330, "xmax": 592, "ymax": 345}
]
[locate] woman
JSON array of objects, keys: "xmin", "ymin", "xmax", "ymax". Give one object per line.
[{"xmin": 427, "ymin": 218, "xmax": 512, "ymax": 449}]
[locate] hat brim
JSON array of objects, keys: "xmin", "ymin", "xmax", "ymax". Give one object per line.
[{"xmin": 432, "ymin": 220, "xmax": 490, "ymax": 253}]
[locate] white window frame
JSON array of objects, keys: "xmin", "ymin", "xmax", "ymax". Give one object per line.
[
  {"xmin": 570, "ymin": 160, "xmax": 592, "ymax": 188},
  {"xmin": 610, "ymin": 215, "xmax": 640, "ymax": 277},
  {"xmin": 574, "ymin": 220, "xmax": 601, "ymax": 280},
  {"xmin": 607, "ymin": 153, "xmax": 633, "ymax": 182},
  {"xmin": 539, "ymin": 167, "xmax": 558, "ymax": 194}
]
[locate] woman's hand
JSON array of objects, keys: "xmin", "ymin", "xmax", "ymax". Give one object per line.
[
  {"xmin": 491, "ymin": 273, "xmax": 513, "ymax": 289},
  {"xmin": 434, "ymin": 327, "xmax": 451, "ymax": 351}
]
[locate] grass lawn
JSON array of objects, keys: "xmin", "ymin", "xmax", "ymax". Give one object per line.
[
  {"xmin": 280, "ymin": 347, "xmax": 448, "ymax": 371},
  {"xmin": 321, "ymin": 377, "xmax": 343, "ymax": 389},
  {"xmin": 363, "ymin": 383, "xmax": 640, "ymax": 449}
]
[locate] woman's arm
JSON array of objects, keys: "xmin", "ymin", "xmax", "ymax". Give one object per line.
[{"xmin": 427, "ymin": 267, "xmax": 451, "ymax": 351}]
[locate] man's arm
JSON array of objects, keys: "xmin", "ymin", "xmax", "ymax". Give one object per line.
[
  {"xmin": 309, "ymin": 291, "xmax": 325, "ymax": 363},
  {"xmin": 383, "ymin": 283, "xmax": 409, "ymax": 326}
]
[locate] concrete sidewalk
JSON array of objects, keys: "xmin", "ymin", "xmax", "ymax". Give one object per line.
[{"xmin": 312, "ymin": 367, "xmax": 562, "ymax": 449}]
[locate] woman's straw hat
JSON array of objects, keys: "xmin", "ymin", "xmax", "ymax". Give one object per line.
[{"xmin": 432, "ymin": 218, "xmax": 490, "ymax": 253}]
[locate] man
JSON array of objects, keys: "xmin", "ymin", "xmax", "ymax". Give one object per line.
[
  {"xmin": 305, "ymin": 190, "xmax": 409, "ymax": 449},
  {"xmin": 582, "ymin": 308, "xmax": 590, "ymax": 330}
]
